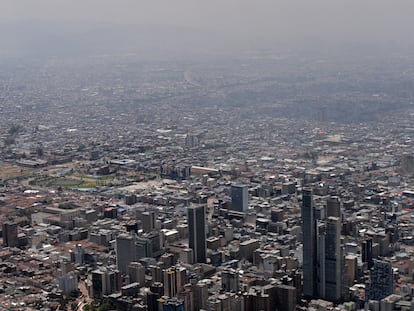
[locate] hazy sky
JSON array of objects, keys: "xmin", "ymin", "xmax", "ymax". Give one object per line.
[
  {"xmin": 2, "ymin": 0, "xmax": 414, "ymax": 39},
  {"xmin": 1, "ymin": 0, "xmax": 414, "ymax": 58}
]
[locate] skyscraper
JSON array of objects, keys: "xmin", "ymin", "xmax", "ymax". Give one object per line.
[
  {"xmin": 302, "ymin": 188, "xmax": 317, "ymax": 297},
  {"xmin": 74, "ymin": 244, "xmax": 84, "ymax": 265},
  {"xmin": 302, "ymin": 190, "xmax": 344, "ymax": 301},
  {"xmin": 324, "ymin": 217, "xmax": 342, "ymax": 301},
  {"xmin": 316, "ymin": 222, "xmax": 326, "ymax": 298},
  {"xmin": 91, "ymin": 268, "xmax": 121, "ymax": 299},
  {"xmin": 163, "ymin": 268, "xmax": 178, "ymax": 298},
  {"xmin": 326, "ymin": 196, "xmax": 341, "ymax": 218},
  {"xmin": 362, "ymin": 238, "xmax": 373, "ymax": 268},
  {"xmin": 116, "ymin": 234, "xmax": 136, "ymax": 274},
  {"xmin": 2, "ymin": 222, "xmax": 18, "ymax": 247},
  {"xmin": 161, "ymin": 266, "xmax": 187, "ymax": 298},
  {"xmin": 142, "ymin": 211, "xmax": 156, "ymax": 233},
  {"xmin": 221, "ymin": 268, "xmax": 240, "ymax": 292},
  {"xmin": 194, "ymin": 280, "xmax": 209, "ymax": 311},
  {"xmin": 366, "ymin": 260, "xmax": 394, "ymax": 301},
  {"xmin": 231, "ymin": 184, "xmax": 248, "ymax": 212},
  {"xmin": 188, "ymin": 205, "xmax": 206, "ymax": 263},
  {"xmin": 116, "ymin": 232, "xmax": 164, "ymax": 274},
  {"xmin": 127, "ymin": 262, "xmax": 145, "ymax": 286}
]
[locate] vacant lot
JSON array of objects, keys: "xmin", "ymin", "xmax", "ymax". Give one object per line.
[{"xmin": 0, "ymin": 163, "xmax": 32, "ymax": 179}]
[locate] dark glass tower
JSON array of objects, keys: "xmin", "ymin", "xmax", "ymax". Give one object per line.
[
  {"xmin": 2, "ymin": 222, "xmax": 18, "ymax": 247},
  {"xmin": 302, "ymin": 190, "xmax": 345, "ymax": 301},
  {"xmin": 362, "ymin": 238, "xmax": 373, "ymax": 268},
  {"xmin": 324, "ymin": 216, "xmax": 341, "ymax": 301},
  {"xmin": 302, "ymin": 188, "xmax": 316, "ymax": 298},
  {"xmin": 188, "ymin": 205, "xmax": 206, "ymax": 263},
  {"xmin": 231, "ymin": 184, "xmax": 248, "ymax": 212},
  {"xmin": 326, "ymin": 196, "xmax": 341, "ymax": 218},
  {"xmin": 366, "ymin": 260, "xmax": 394, "ymax": 301}
]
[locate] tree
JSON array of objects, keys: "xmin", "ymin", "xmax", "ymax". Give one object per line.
[
  {"xmin": 83, "ymin": 299, "xmax": 114, "ymax": 311},
  {"xmin": 98, "ymin": 301, "xmax": 113, "ymax": 311}
]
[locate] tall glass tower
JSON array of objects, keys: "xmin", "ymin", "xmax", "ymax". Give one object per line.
[
  {"xmin": 231, "ymin": 184, "xmax": 248, "ymax": 212},
  {"xmin": 302, "ymin": 188, "xmax": 317, "ymax": 298},
  {"xmin": 188, "ymin": 205, "xmax": 206, "ymax": 263}
]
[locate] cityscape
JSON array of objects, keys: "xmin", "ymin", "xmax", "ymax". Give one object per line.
[{"xmin": 1, "ymin": 1, "xmax": 414, "ymax": 311}]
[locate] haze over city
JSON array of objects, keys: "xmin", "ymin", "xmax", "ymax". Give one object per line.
[
  {"xmin": 0, "ymin": 1, "xmax": 414, "ymax": 311},
  {"xmin": 1, "ymin": 0, "xmax": 414, "ymax": 59}
]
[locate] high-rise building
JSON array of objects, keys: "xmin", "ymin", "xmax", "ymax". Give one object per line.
[
  {"xmin": 327, "ymin": 196, "xmax": 341, "ymax": 218},
  {"xmin": 163, "ymin": 268, "xmax": 178, "ymax": 298},
  {"xmin": 142, "ymin": 211, "xmax": 156, "ymax": 233},
  {"xmin": 91, "ymin": 268, "xmax": 121, "ymax": 299},
  {"xmin": 324, "ymin": 217, "xmax": 342, "ymax": 301},
  {"xmin": 179, "ymin": 248, "xmax": 193, "ymax": 264},
  {"xmin": 74, "ymin": 244, "xmax": 84, "ymax": 265},
  {"xmin": 150, "ymin": 265, "xmax": 163, "ymax": 283},
  {"xmin": 302, "ymin": 188, "xmax": 317, "ymax": 298},
  {"xmin": 136, "ymin": 233, "xmax": 162, "ymax": 258},
  {"xmin": 244, "ymin": 290, "xmax": 272, "ymax": 311},
  {"xmin": 2, "ymin": 222, "xmax": 18, "ymax": 247},
  {"xmin": 302, "ymin": 190, "xmax": 344, "ymax": 301},
  {"xmin": 125, "ymin": 194, "xmax": 137, "ymax": 205},
  {"xmin": 239, "ymin": 238, "xmax": 260, "ymax": 262},
  {"xmin": 148, "ymin": 282, "xmax": 164, "ymax": 311},
  {"xmin": 162, "ymin": 297, "xmax": 185, "ymax": 311},
  {"xmin": 231, "ymin": 184, "xmax": 248, "ymax": 212},
  {"xmin": 185, "ymin": 134, "xmax": 199, "ymax": 148},
  {"xmin": 194, "ymin": 280, "xmax": 209, "ymax": 311},
  {"xmin": 90, "ymin": 270, "xmax": 106, "ymax": 299},
  {"xmin": 362, "ymin": 238, "xmax": 373, "ymax": 268},
  {"xmin": 275, "ymin": 284, "xmax": 297, "ymax": 311},
  {"xmin": 127, "ymin": 262, "xmax": 145, "ymax": 286},
  {"xmin": 401, "ymin": 153, "xmax": 414, "ymax": 175},
  {"xmin": 345, "ymin": 255, "xmax": 358, "ymax": 287},
  {"xmin": 177, "ymin": 284, "xmax": 193, "ymax": 311},
  {"xmin": 316, "ymin": 222, "xmax": 326, "ymax": 298},
  {"xmin": 366, "ymin": 260, "xmax": 394, "ymax": 301},
  {"xmin": 221, "ymin": 268, "xmax": 239, "ymax": 292},
  {"xmin": 162, "ymin": 266, "xmax": 187, "ymax": 298},
  {"xmin": 188, "ymin": 205, "xmax": 206, "ymax": 263},
  {"xmin": 340, "ymin": 242, "xmax": 348, "ymax": 300},
  {"xmin": 116, "ymin": 232, "xmax": 163, "ymax": 274},
  {"xmin": 175, "ymin": 266, "xmax": 187, "ymax": 294},
  {"xmin": 116, "ymin": 234, "xmax": 137, "ymax": 274},
  {"xmin": 58, "ymin": 271, "xmax": 78, "ymax": 294}
]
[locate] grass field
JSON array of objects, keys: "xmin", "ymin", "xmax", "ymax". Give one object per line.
[{"xmin": 30, "ymin": 174, "xmax": 115, "ymax": 189}]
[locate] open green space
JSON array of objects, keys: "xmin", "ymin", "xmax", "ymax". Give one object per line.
[{"xmin": 30, "ymin": 174, "xmax": 115, "ymax": 189}]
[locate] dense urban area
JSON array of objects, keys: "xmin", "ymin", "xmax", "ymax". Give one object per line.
[{"xmin": 1, "ymin": 51, "xmax": 414, "ymax": 311}]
